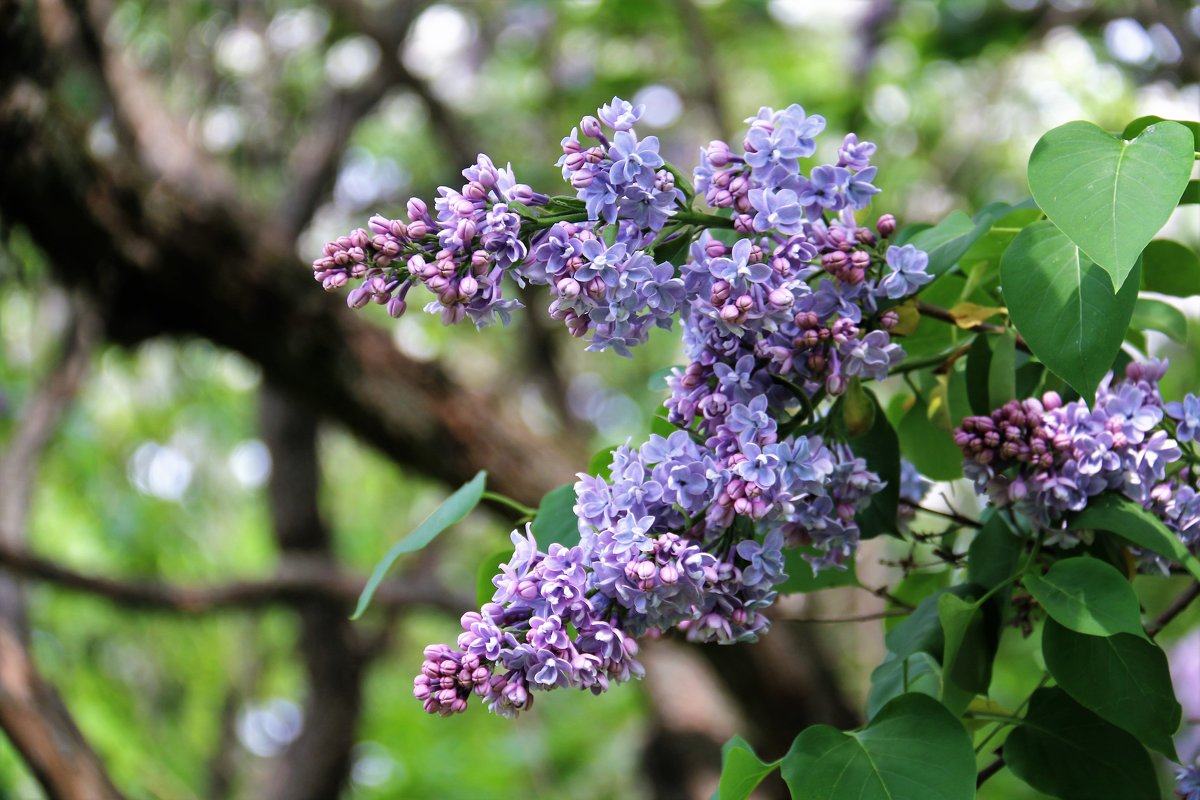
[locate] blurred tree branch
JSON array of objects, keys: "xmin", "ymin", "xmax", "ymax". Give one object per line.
[
  {"xmin": 0, "ymin": 298, "xmax": 123, "ymax": 800},
  {"xmin": 260, "ymin": 385, "xmax": 369, "ymax": 800},
  {"xmin": 0, "ymin": 541, "xmax": 469, "ymax": 615},
  {"xmin": 0, "ymin": 1, "xmax": 583, "ymax": 505}
]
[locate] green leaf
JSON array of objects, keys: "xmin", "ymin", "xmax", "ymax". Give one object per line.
[
  {"xmin": 586, "ymin": 446, "xmax": 616, "ymax": 477},
  {"xmin": 650, "ymin": 414, "xmax": 676, "ymax": 437},
  {"xmin": 885, "ymin": 585, "xmax": 974, "ymax": 660},
  {"xmin": 1131, "ymin": 297, "xmax": 1187, "ymax": 344},
  {"xmin": 1041, "ymin": 618, "xmax": 1181, "ymax": 758},
  {"xmin": 1028, "ymin": 120, "xmax": 1195, "ymax": 289},
  {"xmin": 896, "ymin": 397, "xmax": 962, "ymax": 481},
  {"xmin": 938, "ymin": 593, "xmax": 998, "ymax": 698},
  {"xmin": 866, "ymin": 653, "xmax": 942, "ymax": 720},
  {"xmin": 966, "ymin": 512, "xmax": 1024, "ymax": 592},
  {"xmin": 1024, "ymin": 557, "xmax": 1146, "ymax": 639},
  {"xmin": 1183, "ymin": 180, "xmax": 1200, "ymax": 205},
  {"xmin": 907, "ymin": 211, "xmax": 975, "ymax": 279},
  {"xmin": 907, "ymin": 199, "xmax": 1038, "ymax": 281},
  {"xmin": 1070, "ymin": 492, "xmax": 1200, "ymax": 581},
  {"xmin": 1005, "ymin": 687, "xmax": 1162, "ymax": 800},
  {"xmin": 780, "ymin": 693, "xmax": 975, "ymax": 800},
  {"xmin": 716, "ymin": 736, "xmax": 776, "ymax": 800},
  {"xmin": 1001, "ymin": 220, "xmax": 1140, "ymax": 401},
  {"xmin": 352, "ymin": 471, "xmax": 486, "ymax": 619},
  {"xmin": 987, "ymin": 328, "xmax": 1017, "ymax": 410},
  {"xmin": 653, "ymin": 230, "xmax": 694, "ymax": 267},
  {"xmin": 1141, "ymin": 240, "xmax": 1200, "ymax": 297},
  {"xmin": 964, "ymin": 334, "xmax": 993, "ymax": 415},
  {"xmin": 476, "ymin": 546, "xmax": 512, "ymax": 606},
  {"xmin": 778, "ymin": 547, "xmax": 858, "ymax": 594},
  {"xmin": 530, "ymin": 483, "xmax": 580, "ymax": 550},
  {"xmin": 646, "ymin": 365, "xmax": 680, "ymax": 391},
  {"xmin": 1122, "ymin": 115, "xmax": 1200, "ymax": 148},
  {"xmin": 846, "ymin": 389, "xmax": 900, "ymax": 538}
]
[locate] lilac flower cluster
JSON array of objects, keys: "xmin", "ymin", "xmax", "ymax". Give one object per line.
[
  {"xmin": 414, "ymin": 528, "xmax": 643, "ymax": 718},
  {"xmin": 364, "ymin": 98, "xmax": 936, "ymax": 718},
  {"xmin": 956, "ymin": 362, "xmax": 1200, "ymax": 555},
  {"xmin": 695, "ymin": 105, "xmax": 881, "ymax": 236},
  {"xmin": 1179, "ymin": 763, "xmax": 1200, "ymax": 800},
  {"xmin": 315, "ymin": 97, "xmax": 931, "ymax": 365}
]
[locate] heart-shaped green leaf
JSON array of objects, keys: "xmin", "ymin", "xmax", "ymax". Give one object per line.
[
  {"xmin": 866, "ymin": 653, "xmax": 942, "ymax": 720},
  {"xmin": 1028, "ymin": 120, "xmax": 1194, "ymax": 290},
  {"xmin": 716, "ymin": 736, "xmax": 777, "ymax": 800},
  {"xmin": 1001, "ymin": 220, "xmax": 1140, "ymax": 401},
  {"xmin": 1024, "ymin": 557, "xmax": 1146, "ymax": 639},
  {"xmin": 1042, "ymin": 619, "xmax": 1181, "ymax": 759},
  {"xmin": 780, "ymin": 693, "xmax": 976, "ymax": 800},
  {"xmin": 1005, "ymin": 687, "xmax": 1161, "ymax": 800},
  {"xmin": 1071, "ymin": 492, "xmax": 1200, "ymax": 581}
]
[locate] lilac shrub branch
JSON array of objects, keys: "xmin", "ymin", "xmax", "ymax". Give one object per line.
[{"xmin": 316, "ymin": 96, "xmax": 936, "ymax": 719}]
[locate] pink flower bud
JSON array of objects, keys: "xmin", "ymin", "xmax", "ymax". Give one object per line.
[{"xmin": 557, "ymin": 277, "xmax": 581, "ymax": 299}]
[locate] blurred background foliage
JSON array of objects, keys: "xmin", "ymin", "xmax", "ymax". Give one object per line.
[{"xmin": 1, "ymin": 0, "xmax": 1198, "ymax": 797}]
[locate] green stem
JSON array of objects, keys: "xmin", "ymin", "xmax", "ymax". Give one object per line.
[{"xmin": 482, "ymin": 491, "xmax": 538, "ymax": 518}]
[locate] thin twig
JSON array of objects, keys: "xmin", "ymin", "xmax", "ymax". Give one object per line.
[
  {"xmin": 916, "ymin": 301, "xmax": 1030, "ymax": 353},
  {"xmin": 911, "ymin": 504, "xmax": 982, "ymax": 529},
  {"xmin": 1147, "ymin": 581, "xmax": 1200, "ymax": 639},
  {"xmin": 976, "ymin": 752, "xmax": 1005, "ymax": 788},
  {"xmin": 865, "ymin": 584, "xmax": 916, "ymax": 611}
]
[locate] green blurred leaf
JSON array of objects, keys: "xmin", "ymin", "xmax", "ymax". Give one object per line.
[
  {"xmin": 896, "ymin": 397, "xmax": 962, "ymax": 481},
  {"xmin": 778, "ymin": 547, "xmax": 858, "ymax": 594},
  {"xmin": 1028, "ymin": 120, "xmax": 1194, "ymax": 289},
  {"xmin": 987, "ymin": 328, "xmax": 1017, "ymax": 410},
  {"xmin": 1024, "ymin": 557, "xmax": 1146, "ymax": 639},
  {"xmin": 1005, "ymin": 687, "xmax": 1161, "ymax": 800},
  {"xmin": 938, "ymin": 593, "xmax": 997, "ymax": 698},
  {"xmin": 1041, "ymin": 619, "xmax": 1181, "ymax": 758},
  {"xmin": 1182, "ymin": 180, "xmax": 1199, "ymax": 205},
  {"xmin": 1130, "ymin": 297, "xmax": 1187, "ymax": 343},
  {"xmin": 1071, "ymin": 493, "xmax": 1200, "ymax": 581},
  {"xmin": 1001, "ymin": 220, "xmax": 1140, "ymax": 401},
  {"xmin": 1140, "ymin": 240, "xmax": 1200, "ymax": 297},
  {"xmin": 907, "ymin": 199, "xmax": 1036, "ymax": 281},
  {"xmin": 353, "ymin": 470, "xmax": 486, "ymax": 619},
  {"xmin": 587, "ymin": 446, "xmax": 617, "ymax": 477},
  {"xmin": 967, "ymin": 512, "xmax": 1023, "ymax": 591},
  {"xmin": 476, "ymin": 546, "xmax": 512, "ymax": 606},
  {"xmin": 647, "ymin": 365, "xmax": 680, "ymax": 391},
  {"xmin": 780, "ymin": 693, "xmax": 975, "ymax": 800},
  {"xmin": 716, "ymin": 736, "xmax": 776, "ymax": 800},
  {"xmin": 530, "ymin": 483, "xmax": 580, "ymax": 550},
  {"xmin": 965, "ymin": 334, "xmax": 993, "ymax": 415},
  {"xmin": 846, "ymin": 389, "xmax": 900, "ymax": 538},
  {"xmin": 866, "ymin": 653, "xmax": 942, "ymax": 720}
]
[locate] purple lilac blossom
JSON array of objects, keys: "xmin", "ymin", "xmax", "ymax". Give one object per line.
[
  {"xmin": 956, "ymin": 361, "xmax": 1200, "ymax": 561},
  {"xmin": 320, "ymin": 98, "xmax": 944, "ymax": 718}
]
